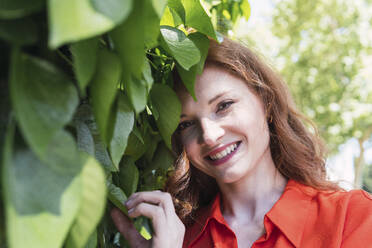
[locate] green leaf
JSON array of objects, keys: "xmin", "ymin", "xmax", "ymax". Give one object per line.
[
  {"xmin": 0, "ymin": 0, "xmax": 45, "ymax": 19},
  {"xmin": 150, "ymin": 0, "xmax": 167, "ymax": 18},
  {"xmin": 110, "ymin": 0, "xmax": 145, "ymax": 79},
  {"xmin": 160, "ymin": 7, "xmax": 175, "ymax": 26},
  {"xmin": 91, "ymin": 49, "xmax": 122, "ymax": 145},
  {"xmin": 9, "ymin": 49, "xmax": 79, "ymax": 161},
  {"xmin": 182, "ymin": 0, "xmax": 217, "ymax": 40},
  {"xmin": 190, "ymin": 32, "xmax": 210, "ymax": 75},
  {"xmin": 73, "ymin": 104, "xmax": 117, "ymax": 172},
  {"xmin": 84, "ymin": 230, "xmax": 98, "ymax": 248},
  {"xmin": 65, "ymin": 154, "xmax": 106, "ymax": 248},
  {"xmin": 167, "ymin": 0, "xmax": 185, "ymax": 22},
  {"xmin": 109, "ymin": 93, "xmax": 135, "ymax": 168},
  {"xmin": 48, "ymin": 0, "xmax": 128, "ymax": 48},
  {"xmin": 160, "ymin": 25, "xmax": 200, "ymax": 70},
  {"xmin": 144, "ymin": 0, "xmax": 162, "ymax": 49},
  {"xmin": 126, "ymin": 76, "xmax": 148, "ymax": 115},
  {"xmin": 124, "ymin": 130, "xmax": 147, "ymax": 161},
  {"xmin": 144, "ymin": 142, "xmax": 174, "ymax": 175},
  {"xmin": 0, "ymin": 18, "xmax": 38, "ymax": 45},
  {"xmin": 75, "ymin": 121, "xmax": 95, "ymax": 156},
  {"xmin": 107, "ymin": 181, "xmax": 128, "ymax": 215},
  {"xmin": 90, "ymin": 0, "xmax": 132, "ymax": 23},
  {"xmin": 176, "ymin": 32, "xmax": 210, "ymax": 100},
  {"xmin": 2, "ymin": 124, "xmax": 82, "ymax": 248},
  {"xmin": 134, "ymin": 216, "xmax": 152, "ymax": 240},
  {"xmin": 118, "ymin": 156, "xmax": 139, "ymax": 196},
  {"xmin": 144, "ymin": 132, "xmax": 162, "ymax": 162},
  {"xmin": 70, "ymin": 38, "xmax": 99, "ymax": 94},
  {"xmin": 142, "ymin": 60, "xmax": 154, "ymax": 91},
  {"xmin": 240, "ymin": 0, "xmax": 251, "ymax": 21},
  {"xmin": 150, "ymin": 84, "xmax": 181, "ymax": 149}
]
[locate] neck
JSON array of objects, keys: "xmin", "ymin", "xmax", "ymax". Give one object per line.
[{"xmin": 217, "ymin": 148, "xmax": 287, "ymax": 223}]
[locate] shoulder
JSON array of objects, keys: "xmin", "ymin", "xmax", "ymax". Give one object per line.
[
  {"xmin": 311, "ymin": 188, "xmax": 372, "ymax": 246},
  {"xmin": 337, "ymin": 190, "xmax": 372, "ymax": 242},
  {"xmin": 309, "ymin": 187, "xmax": 372, "ymax": 221}
]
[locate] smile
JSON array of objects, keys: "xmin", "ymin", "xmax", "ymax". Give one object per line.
[{"xmin": 206, "ymin": 141, "xmax": 241, "ymax": 166}]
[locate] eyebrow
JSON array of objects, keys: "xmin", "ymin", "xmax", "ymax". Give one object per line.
[{"xmin": 180, "ymin": 91, "xmax": 229, "ymax": 118}]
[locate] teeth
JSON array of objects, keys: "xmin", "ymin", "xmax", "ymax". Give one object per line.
[{"xmin": 209, "ymin": 143, "xmax": 239, "ymax": 161}]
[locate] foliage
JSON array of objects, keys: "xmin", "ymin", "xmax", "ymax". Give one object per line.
[
  {"xmin": 203, "ymin": 0, "xmax": 251, "ymax": 35},
  {"xmin": 0, "ymin": 0, "xmax": 249, "ymax": 248},
  {"xmin": 270, "ymin": 0, "xmax": 372, "ymax": 152},
  {"xmin": 270, "ymin": 0, "xmax": 372, "ymax": 188},
  {"xmin": 237, "ymin": 0, "xmax": 372, "ymax": 187}
]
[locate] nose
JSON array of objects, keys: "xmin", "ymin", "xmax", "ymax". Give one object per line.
[{"xmin": 199, "ymin": 117, "xmax": 225, "ymax": 146}]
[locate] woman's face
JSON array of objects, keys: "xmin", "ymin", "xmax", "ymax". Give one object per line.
[{"xmin": 177, "ymin": 64, "xmax": 272, "ymax": 184}]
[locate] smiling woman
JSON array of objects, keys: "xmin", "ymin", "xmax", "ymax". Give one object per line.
[{"xmin": 111, "ymin": 38, "xmax": 372, "ymax": 248}]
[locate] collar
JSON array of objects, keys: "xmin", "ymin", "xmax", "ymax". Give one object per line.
[
  {"xmin": 185, "ymin": 180, "xmax": 316, "ymax": 248},
  {"xmin": 265, "ymin": 180, "xmax": 316, "ymax": 247}
]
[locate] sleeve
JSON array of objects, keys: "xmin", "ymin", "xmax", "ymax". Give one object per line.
[{"xmin": 341, "ymin": 190, "xmax": 372, "ymax": 247}]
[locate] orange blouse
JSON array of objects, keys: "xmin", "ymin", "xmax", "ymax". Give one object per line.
[{"xmin": 183, "ymin": 180, "xmax": 372, "ymax": 248}]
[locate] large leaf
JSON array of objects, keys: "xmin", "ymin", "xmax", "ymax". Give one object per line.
[
  {"xmin": 90, "ymin": 0, "xmax": 132, "ymax": 24},
  {"xmin": 110, "ymin": 0, "xmax": 145, "ymax": 79},
  {"xmin": 126, "ymin": 76, "xmax": 148, "ymax": 115},
  {"xmin": 48, "ymin": 0, "xmax": 131, "ymax": 48},
  {"xmin": 75, "ymin": 121, "xmax": 95, "ymax": 156},
  {"xmin": 176, "ymin": 32, "xmax": 210, "ymax": 100},
  {"xmin": 117, "ymin": 156, "xmax": 139, "ymax": 197},
  {"xmin": 91, "ymin": 49, "xmax": 122, "ymax": 145},
  {"xmin": 2, "ymin": 124, "xmax": 82, "ymax": 248},
  {"xmin": 107, "ymin": 181, "xmax": 128, "ymax": 215},
  {"xmin": 9, "ymin": 49, "xmax": 78, "ymax": 161},
  {"xmin": 182, "ymin": 0, "xmax": 217, "ymax": 40},
  {"xmin": 84, "ymin": 230, "xmax": 97, "ymax": 248},
  {"xmin": 144, "ymin": 142, "xmax": 174, "ymax": 175},
  {"xmin": 142, "ymin": 60, "xmax": 154, "ymax": 92},
  {"xmin": 0, "ymin": 18, "xmax": 38, "ymax": 45},
  {"xmin": 124, "ymin": 127, "xmax": 147, "ymax": 161},
  {"xmin": 74, "ymin": 104, "xmax": 117, "ymax": 172},
  {"xmin": 167, "ymin": 0, "xmax": 185, "ymax": 22},
  {"xmin": 144, "ymin": 0, "xmax": 162, "ymax": 49},
  {"xmin": 0, "ymin": 0, "xmax": 45, "ymax": 19},
  {"xmin": 160, "ymin": 6, "xmax": 175, "ymax": 26},
  {"xmin": 65, "ymin": 154, "xmax": 106, "ymax": 248},
  {"xmin": 150, "ymin": 84, "xmax": 181, "ymax": 149},
  {"xmin": 160, "ymin": 26, "xmax": 200, "ymax": 70},
  {"xmin": 109, "ymin": 93, "xmax": 135, "ymax": 168},
  {"xmin": 70, "ymin": 38, "xmax": 99, "ymax": 94},
  {"xmin": 150, "ymin": 0, "xmax": 167, "ymax": 18}
]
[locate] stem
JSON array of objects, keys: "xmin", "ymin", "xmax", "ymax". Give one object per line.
[{"xmin": 56, "ymin": 49, "xmax": 73, "ymax": 66}]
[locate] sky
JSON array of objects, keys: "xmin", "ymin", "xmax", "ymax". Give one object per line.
[{"xmin": 235, "ymin": 0, "xmax": 372, "ymax": 189}]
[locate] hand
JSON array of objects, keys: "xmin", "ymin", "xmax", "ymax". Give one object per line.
[{"xmin": 111, "ymin": 190, "xmax": 185, "ymax": 248}]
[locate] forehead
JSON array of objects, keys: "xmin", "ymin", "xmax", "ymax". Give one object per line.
[{"xmin": 177, "ymin": 64, "xmax": 251, "ymax": 105}]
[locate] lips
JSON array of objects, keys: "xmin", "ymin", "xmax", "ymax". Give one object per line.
[{"xmin": 205, "ymin": 141, "xmax": 241, "ymax": 166}]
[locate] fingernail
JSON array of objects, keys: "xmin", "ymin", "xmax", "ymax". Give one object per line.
[{"xmin": 125, "ymin": 199, "xmax": 132, "ymax": 207}]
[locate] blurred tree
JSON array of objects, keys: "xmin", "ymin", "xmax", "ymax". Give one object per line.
[
  {"xmin": 363, "ymin": 163, "xmax": 372, "ymax": 193},
  {"xmin": 268, "ymin": 0, "xmax": 372, "ymax": 188}
]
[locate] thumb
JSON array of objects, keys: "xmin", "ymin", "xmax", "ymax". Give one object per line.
[{"xmin": 110, "ymin": 207, "xmax": 149, "ymax": 248}]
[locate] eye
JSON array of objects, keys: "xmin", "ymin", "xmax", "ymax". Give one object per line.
[
  {"xmin": 177, "ymin": 120, "xmax": 195, "ymax": 131},
  {"xmin": 217, "ymin": 100, "xmax": 234, "ymax": 113}
]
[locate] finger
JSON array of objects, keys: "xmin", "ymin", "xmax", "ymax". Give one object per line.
[
  {"xmin": 126, "ymin": 191, "xmax": 175, "ymax": 218},
  {"xmin": 110, "ymin": 208, "xmax": 148, "ymax": 248},
  {"xmin": 127, "ymin": 202, "xmax": 166, "ymax": 231}
]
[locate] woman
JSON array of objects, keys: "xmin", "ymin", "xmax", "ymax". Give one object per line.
[{"xmin": 111, "ymin": 38, "xmax": 372, "ymax": 248}]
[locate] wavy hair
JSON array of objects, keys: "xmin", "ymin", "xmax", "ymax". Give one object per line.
[{"xmin": 165, "ymin": 37, "xmax": 340, "ymax": 225}]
